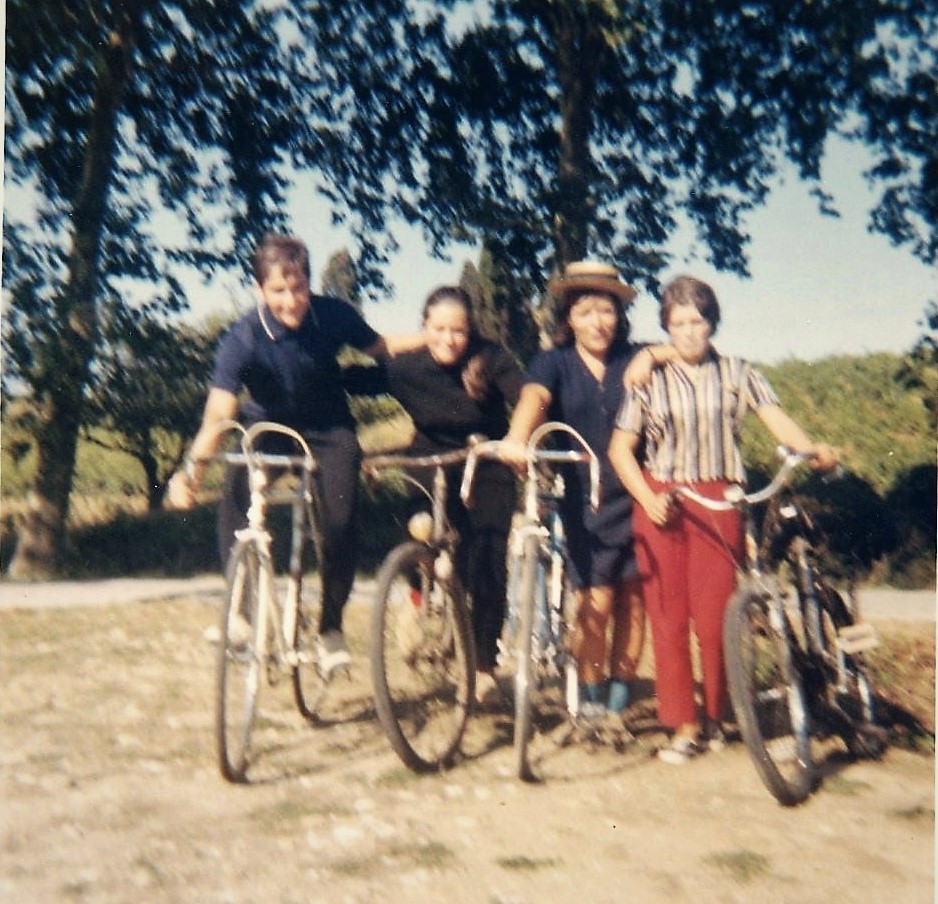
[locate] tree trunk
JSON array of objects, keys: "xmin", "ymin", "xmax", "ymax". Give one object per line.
[
  {"xmin": 551, "ymin": 8, "xmax": 604, "ymax": 268},
  {"xmin": 142, "ymin": 440, "xmax": 166, "ymax": 512},
  {"xmin": 8, "ymin": 20, "xmax": 137, "ymax": 579}
]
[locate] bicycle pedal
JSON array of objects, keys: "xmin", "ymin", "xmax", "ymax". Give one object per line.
[
  {"xmin": 837, "ymin": 623, "xmax": 879, "ymax": 654},
  {"xmin": 319, "ymin": 662, "xmax": 352, "ymax": 682}
]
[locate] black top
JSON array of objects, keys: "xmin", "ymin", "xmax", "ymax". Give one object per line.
[
  {"xmin": 211, "ymin": 296, "xmax": 379, "ymax": 431},
  {"xmin": 524, "ymin": 343, "xmax": 641, "ymax": 506},
  {"xmin": 344, "ymin": 339, "xmax": 523, "ymax": 453}
]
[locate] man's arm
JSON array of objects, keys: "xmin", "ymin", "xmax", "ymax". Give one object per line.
[
  {"xmin": 166, "ymin": 388, "xmax": 239, "ymax": 509},
  {"xmin": 363, "ymin": 332, "xmax": 426, "ymax": 361}
]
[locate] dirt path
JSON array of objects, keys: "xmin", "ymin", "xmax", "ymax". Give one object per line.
[{"xmin": 1, "ymin": 593, "xmax": 933, "ymax": 904}]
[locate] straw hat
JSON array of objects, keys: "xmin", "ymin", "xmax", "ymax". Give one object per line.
[{"xmin": 547, "ymin": 261, "xmax": 637, "ymax": 305}]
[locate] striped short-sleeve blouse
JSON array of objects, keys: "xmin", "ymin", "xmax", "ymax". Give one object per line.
[{"xmin": 615, "ymin": 350, "xmax": 779, "ymax": 484}]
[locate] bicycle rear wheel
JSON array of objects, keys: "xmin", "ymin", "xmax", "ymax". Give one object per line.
[
  {"xmin": 815, "ymin": 582, "xmax": 887, "ymax": 759},
  {"xmin": 371, "ymin": 542, "xmax": 474, "ymax": 771},
  {"xmin": 292, "ymin": 565, "xmax": 325, "ymax": 720},
  {"xmin": 216, "ymin": 539, "xmax": 265, "ymax": 783},
  {"xmin": 513, "ymin": 530, "xmax": 540, "ymax": 782},
  {"xmin": 724, "ymin": 584, "xmax": 816, "ymax": 806}
]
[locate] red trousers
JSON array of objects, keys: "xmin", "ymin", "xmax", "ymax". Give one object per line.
[{"xmin": 633, "ymin": 474, "xmax": 743, "ymax": 729}]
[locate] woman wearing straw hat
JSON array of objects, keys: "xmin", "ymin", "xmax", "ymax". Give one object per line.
[{"xmin": 501, "ymin": 261, "xmax": 673, "ymax": 725}]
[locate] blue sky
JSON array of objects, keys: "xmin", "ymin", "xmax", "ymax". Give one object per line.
[{"xmin": 263, "ymin": 136, "xmax": 933, "ymax": 366}]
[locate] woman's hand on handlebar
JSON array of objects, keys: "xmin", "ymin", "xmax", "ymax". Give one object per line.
[
  {"xmin": 808, "ymin": 443, "xmax": 840, "ymax": 473},
  {"xmin": 497, "ymin": 437, "xmax": 529, "ymax": 476}
]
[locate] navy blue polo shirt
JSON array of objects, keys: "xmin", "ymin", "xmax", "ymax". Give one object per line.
[
  {"xmin": 524, "ymin": 343, "xmax": 641, "ymax": 545},
  {"xmin": 211, "ymin": 296, "xmax": 379, "ymax": 431}
]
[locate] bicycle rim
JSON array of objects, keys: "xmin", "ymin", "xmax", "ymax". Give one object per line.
[
  {"xmin": 216, "ymin": 540, "xmax": 263, "ymax": 783},
  {"xmin": 292, "ymin": 564, "xmax": 326, "ymax": 720},
  {"xmin": 724, "ymin": 586, "xmax": 816, "ymax": 806},
  {"xmin": 816, "ymin": 584, "xmax": 886, "ymax": 758},
  {"xmin": 371, "ymin": 542, "xmax": 473, "ymax": 772},
  {"xmin": 513, "ymin": 530, "xmax": 540, "ymax": 782}
]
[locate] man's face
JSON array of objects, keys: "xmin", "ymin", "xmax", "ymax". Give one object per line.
[{"xmin": 257, "ymin": 264, "xmax": 310, "ymax": 330}]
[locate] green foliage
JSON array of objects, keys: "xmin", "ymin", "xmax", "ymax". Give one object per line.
[
  {"xmin": 738, "ymin": 353, "xmax": 934, "ymax": 586},
  {"xmin": 742, "ymin": 354, "xmax": 933, "ymax": 496},
  {"xmin": 84, "ymin": 311, "xmax": 219, "ymax": 509},
  {"xmin": 325, "ymin": 1, "xmax": 937, "ymax": 294}
]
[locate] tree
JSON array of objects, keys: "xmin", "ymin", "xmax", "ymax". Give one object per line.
[
  {"xmin": 321, "ymin": 0, "xmax": 937, "ymax": 300},
  {"xmin": 2, "ymin": 0, "xmax": 371, "ymax": 575},
  {"xmin": 897, "ymin": 300, "xmax": 938, "ymax": 431},
  {"xmin": 83, "ymin": 308, "xmax": 220, "ymax": 511},
  {"xmin": 320, "ymin": 249, "xmax": 361, "ymax": 309}
]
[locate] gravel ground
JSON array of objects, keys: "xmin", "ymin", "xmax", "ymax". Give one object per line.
[{"xmin": 0, "ymin": 575, "xmax": 933, "ymax": 620}]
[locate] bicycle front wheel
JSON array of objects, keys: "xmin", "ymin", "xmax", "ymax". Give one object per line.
[
  {"xmin": 724, "ymin": 585, "xmax": 816, "ymax": 806},
  {"xmin": 216, "ymin": 539, "xmax": 265, "ymax": 783},
  {"xmin": 513, "ymin": 529, "xmax": 540, "ymax": 782},
  {"xmin": 371, "ymin": 542, "xmax": 474, "ymax": 772}
]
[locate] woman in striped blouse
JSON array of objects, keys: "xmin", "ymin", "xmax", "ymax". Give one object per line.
[{"xmin": 608, "ymin": 275, "xmax": 839, "ymax": 764}]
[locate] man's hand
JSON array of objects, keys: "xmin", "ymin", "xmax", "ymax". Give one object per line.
[{"xmin": 166, "ymin": 471, "xmax": 197, "ymax": 510}]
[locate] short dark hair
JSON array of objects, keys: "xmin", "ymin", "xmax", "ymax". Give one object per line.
[
  {"xmin": 252, "ymin": 234, "xmax": 311, "ymax": 285},
  {"xmin": 421, "ymin": 285, "xmax": 476, "ymax": 330},
  {"xmin": 659, "ymin": 276, "xmax": 721, "ymax": 334},
  {"xmin": 552, "ymin": 289, "xmax": 631, "ymax": 351},
  {"xmin": 422, "ymin": 285, "xmax": 493, "ymax": 401}
]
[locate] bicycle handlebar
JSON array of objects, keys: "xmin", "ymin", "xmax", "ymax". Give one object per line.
[
  {"xmin": 362, "ymin": 435, "xmax": 487, "ymax": 476},
  {"xmin": 672, "ymin": 446, "xmax": 809, "ymax": 511},
  {"xmin": 460, "ymin": 421, "xmax": 600, "ymax": 510},
  {"xmin": 217, "ymin": 421, "xmax": 318, "ymax": 473}
]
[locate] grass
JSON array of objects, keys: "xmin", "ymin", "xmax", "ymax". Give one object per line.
[
  {"xmin": 331, "ymin": 840, "xmax": 456, "ymax": 878},
  {"xmin": 864, "ymin": 622, "xmax": 936, "ymax": 750},
  {"xmin": 496, "ymin": 855, "xmax": 562, "ymax": 872},
  {"xmin": 703, "ymin": 850, "xmax": 771, "ymax": 884}
]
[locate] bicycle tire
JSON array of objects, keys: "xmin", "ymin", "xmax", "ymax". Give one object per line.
[
  {"xmin": 216, "ymin": 539, "xmax": 265, "ymax": 783},
  {"xmin": 513, "ymin": 529, "xmax": 540, "ymax": 782},
  {"xmin": 292, "ymin": 563, "xmax": 325, "ymax": 720},
  {"xmin": 370, "ymin": 542, "xmax": 474, "ymax": 772},
  {"xmin": 723, "ymin": 584, "xmax": 816, "ymax": 806}
]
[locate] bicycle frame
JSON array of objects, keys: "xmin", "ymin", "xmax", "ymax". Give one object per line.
[
  {"xmin": 675, "ymin": 445, "xmax": 883, "ymax": 803},
  {"xmin": 226, "ymin": 422, "xmax": 324, "ymax": 673},
  {"xmin": 463, "ymin": 422, "xmax": 601, "ymax": 779}
]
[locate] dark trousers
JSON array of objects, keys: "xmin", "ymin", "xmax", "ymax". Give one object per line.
[
  {"xmin": 218, "ymin": 426, "xmax": 361, "ymax": 635},
  {"xmin": 410, "ymin": 459, "xmax": 515, "ymax": 671}
]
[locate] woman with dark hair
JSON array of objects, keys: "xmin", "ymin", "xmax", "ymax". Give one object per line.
[
  {"xmin": 345, "ymin": 286, "xmax": 523, "ymax": 705},
  {"xmin": 609, "ymin": 275, "xmax": 839, "ymax": 763},
  {"xmin": 500, "ymin": 261, "xmax": 673, "ymax": 723}
]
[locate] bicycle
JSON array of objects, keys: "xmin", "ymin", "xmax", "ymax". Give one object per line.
[
  {"xmin": 213, "ymin": 420, "xmax": 339, "ymax": 783},
  {"xmin": 674, "ymin": 447, "xmax": 887, "ymax": 805},
  {"xmin": 462, "ymin": 422, "xmax": 603, "ymax": 782},
  {"xmin": 362, "ymin": 443, "xmax": 478, "ymax": 772}
]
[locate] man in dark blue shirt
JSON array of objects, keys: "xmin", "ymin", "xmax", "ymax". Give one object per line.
[{"xmin": 168, "ymin": 234, "xmax": 423, "ymax": 672}]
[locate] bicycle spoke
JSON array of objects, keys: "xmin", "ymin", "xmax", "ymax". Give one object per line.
[{"xmin": 371, "ymin": 543, "xmax": 473, "ymax": 772}]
